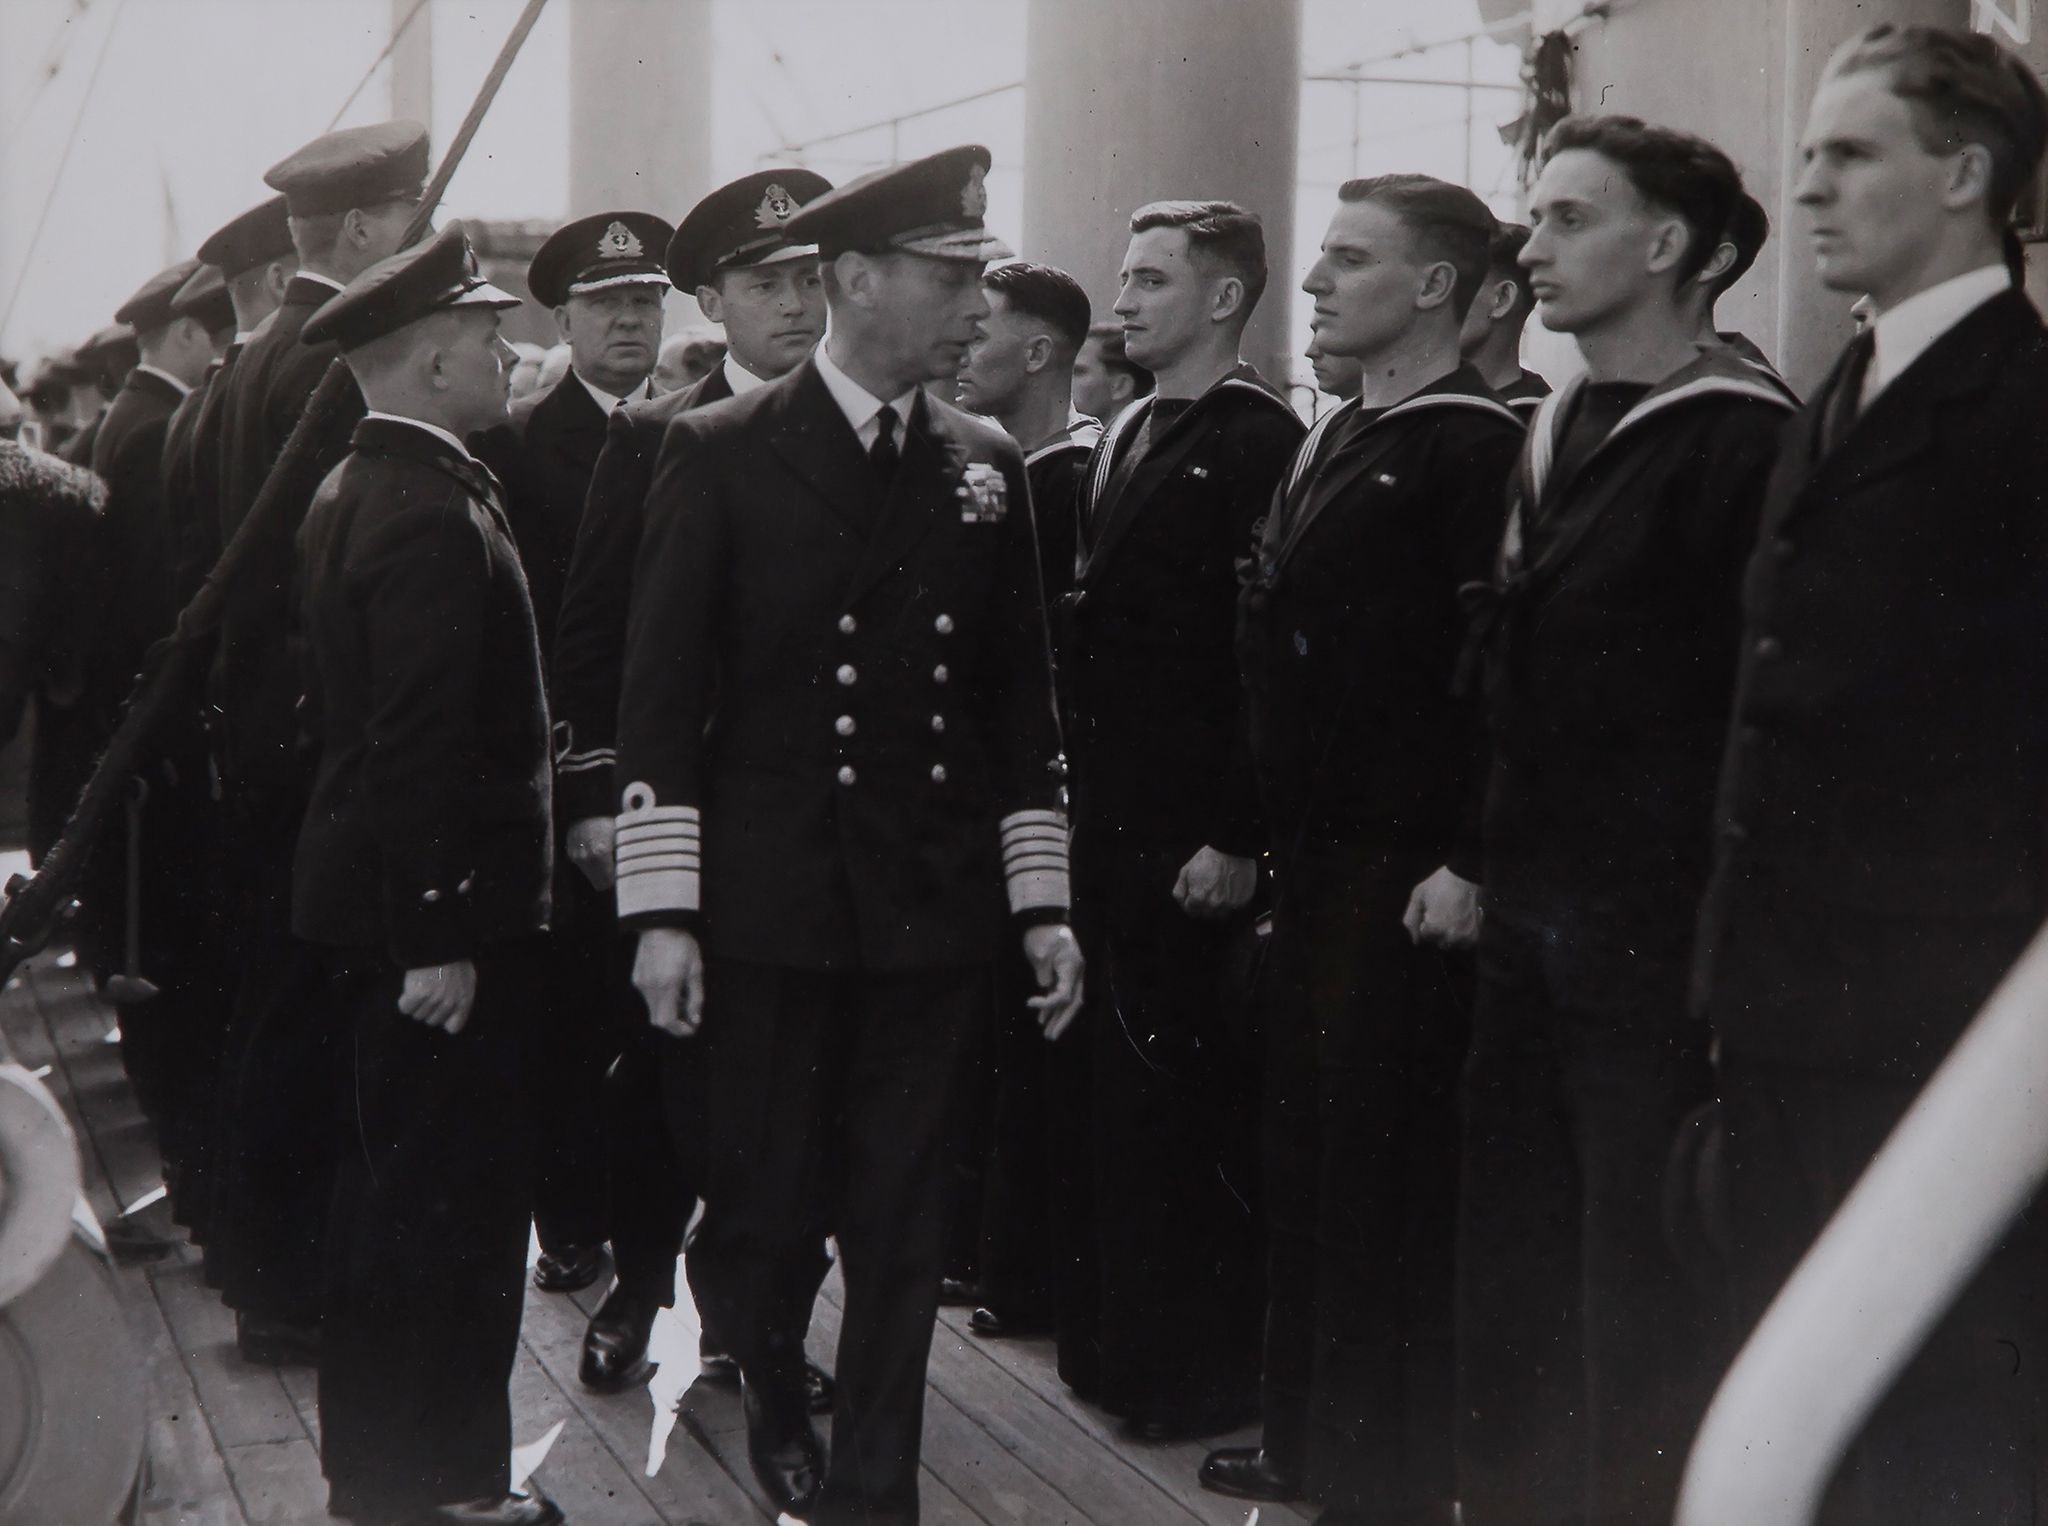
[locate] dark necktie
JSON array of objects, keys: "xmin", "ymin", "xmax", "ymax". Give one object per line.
[
  {"xmin": 870, "ymin": 403, "xmax": 900, "ymax": 481},
  {"xmin": 1821, "ymin": 329, "xmax": 1876, "ymax": 457}
]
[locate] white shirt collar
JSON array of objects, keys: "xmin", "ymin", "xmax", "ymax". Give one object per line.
[
  {"xmin": 1866, "ymin": 263, "xmax": 2010, "ymax": 406},
  {"xmin": 133, "ymin": 364, "xmax": 192, "ymax": 399},
  {"xmin": 363, "ymin": 409, "xmax": 481, "ymax": 465},
  {"xmin": 573, "ymin": 369, "xmax": 654, "ymax": 413},
  {"xmin": 297, "ymin": 270, "xmax": 347, "ymax": 296},
  {"xmin": 814, "ymin": 337, "xmax": 920, "ymax": 448},
  {"xmin": 723, "ymin": 353, "xmax": 771, "ymax": 397}
]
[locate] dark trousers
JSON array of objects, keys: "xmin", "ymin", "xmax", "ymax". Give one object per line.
[
  {"xmin": 319, "ymin": 941, "xmax": 541, "ymax": 1519},
  {"xmin": 106, "ymin": 766, "xmax": 223, "ymax": 1162},
  {"xmin": 1455, "ymin": 889, "xmax": 1718, "ymax": 1526},
  {"xmin": 212, "ymin": 820, "xmax": 334, "ymax": 1325},
  {"xmin": 531, "ymin": 878, "xmax": 689, "ymax": 1305},
  {"xmin": 1259, "ymin": 852, "xmax": 1464, "ymax": 1522},
  {"xmin": 1077, "ymin": 836, "xmax": 1263, "ymax": 1424},
  {"xmin": 974, "ymin": 944, "xmax": 1059, "ymax": 1324},
  {"xmin": 1712, "ymin": 1057, "xmax": 2046, "ymax": 1525},
  {"xmin": 1046, "ymin": 963, "xmax": 1102, "ymax": 1396},
  {"xmin": 940, "ymin": 990, "xmax": 998, "ymax": 1287},
  {"xmin": 685, "ymin": 959, "xmax": 985, "ymax": 1526}
]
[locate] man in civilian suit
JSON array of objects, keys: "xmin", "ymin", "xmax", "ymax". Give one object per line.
[
  {"xmin": 614, "ymin": 145, "xmax": 1084, "ymax": 1525},
  {"xmin": 548, "ymin": 168, "xmax": 839, "ymax": 1403},
  {"xmin": 1695, "ymin": 26, "xmax": 2048, "ymax": 1522}
]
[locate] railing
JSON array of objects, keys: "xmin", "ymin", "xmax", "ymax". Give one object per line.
[{"xmin": 1676, "ymin": 922, "xmax": 2048, "ymax": 1525}]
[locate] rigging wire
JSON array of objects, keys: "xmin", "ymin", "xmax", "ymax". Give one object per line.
[
  {"xmin": 0, "ymin": 0, "xmax": 131, "ymax": 340},
  {"xmin": 2, "ymin": 0, "xmax": 96, "ymax": 144},
  {"xmin": 326, "ymin": 0, "xmax": 433, "ymax": 132}
]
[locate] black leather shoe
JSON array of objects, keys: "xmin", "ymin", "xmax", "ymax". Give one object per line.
[
  {"xmin": 968, "ymin": 1305, "xmax": 1051, "ymax": 1338},
  {"xmin": 579, "ymin": 1284, "xmax": 658, "ymax": 1391},
  {"xmin": 105, "ymin": 1201, "xmax": 183, "ymax": 1263},
  {"xmin": 937, "ymin": 1276, "xmax": 977, "ymax": 1307},
  {"xmin": 698, "ymin": 1331, "xmax": 739, "ymax": 1385},
  {"xmin": 803, "ymin": 1358, "xmax": 835, "ymax": 1415},
  {"xmin": 742, "ymin": 1377, "xmax": 824, "ymax": 1516},
  {"xmin": 1199, "ymin": 1446, "xmax": 1303, "ymax": 1502},
  {"xmin": 406, "ymin": 1487, "xmax": 564, "ymax": 1524},
  {"xmin": 532, "ymin": 1244, "xmax": 605, "ymax": 1294},
  {"xmin": 235, "ymin": 1311, "xmax": 320, "ymax": 1366}
]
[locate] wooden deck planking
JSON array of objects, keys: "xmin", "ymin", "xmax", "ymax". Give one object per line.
[
  {"xmin": 130, "ymin": 1238, "xmax": 253, "ymax": 1526},
  {"xmin": 931, "ymin": 1303, "xmax": 1315, "ymax": 1526},
  {"xmin": 517, "ymin": 1260, "xmax": 774, "ymax": 1524},
  {"xmin": 151, "ymin": 1257, "xmax": 310, "ymax": 1449},
  {"xmin": 5, "ymin": 953, "xmax": 1338, "ymax": 1526},
  {"xmin": 22, "ymin": 959, "xmax": 165, "ymax": 1221}
]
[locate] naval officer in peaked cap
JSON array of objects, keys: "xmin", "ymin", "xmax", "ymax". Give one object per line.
[
  {"xmin": 543, "ymin": 171, "xmax": 846, "ymax": 1407},
  {"xmin": 467, "ymin": 208, "xmax": 683, "ymax": 1397},
  {"xmin": 210, "ymin": 118, "xmax": 432, "ymax": 1370},
  {"xmin": 614, "ymin": 144, "xmax": 1083, "ymax": 1525},
  {"xmin": 291, "ymin": 222, "xmax": 561, "ymax": 1526}
]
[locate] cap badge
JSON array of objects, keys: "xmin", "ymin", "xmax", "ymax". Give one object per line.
[
  {"xmin": 960, "ymin": 163, "xmax": 989, "ymax": 221},
  {"xmin": 599, "ymin": 220, "xmax": 645, "ymax": 260},
  {"xmin": 755, "ymin": 184, "xmax": 797, "ymax": 230}
]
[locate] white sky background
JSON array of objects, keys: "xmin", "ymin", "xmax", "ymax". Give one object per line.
[{"xmin": 0, "ymin": 0, "xmax": 1524, "ymax": 382}]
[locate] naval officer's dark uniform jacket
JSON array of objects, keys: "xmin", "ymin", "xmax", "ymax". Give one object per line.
[
  {"xmin": 552, "ymin": 361, "xmax": 733, "ymax": 827},
  {"xmin": 168, "ymin": 339, "xmax": 246, "ymax": 608},
  {"xmin": 547, "ymin": 354, "xmax": 827, "ymax": 1324},
  {"xmin": 1238, "ymin": 366, "xmax": 1521, "ymax": 1513},
  {"xmin": 150, "ymin": 352, "xmax": 238, "ymax": 1241},
  {"xmin": 1693, "ymin": 283, "xmax": 2048, "ymax": 1524},
  {"xmin": 217, "ymin": 272, "xmax": 365, "ymax": 829},
  {"xmin": 614, "ymin": 356, "xmax": 1067, "ymax": 1524},
  {"xmin": 207, "ymin": 271, "xmax": 365, "ymax": 1332},
  {"xmin": 90, "ymin": 366, "xmax": 186, "ymax": 693},
  {"xmin": 91, "ymin": 363, "xmax": 225, "ymax": 1208},
  {"xmin": 470, "ymin": 364, "xmax": 695, "ymax": 1300},
  {"xmin": 292, "ymin": 413, "xmax": 552, "ymax": 1519},
  {"xmin": 1454, "ymin": 347, "xmax": 1795, "ymax": 1526},
  {"xmin": 160, "ymin": 360, "xmax": 215, "ymax": 605},
  {"xmin": 1060, "ymin": 362, "xmax": 1303, "ymax": 1422},
  {"xmin": 82, "ymin": 368, "xmax": 190, "ymax": 1119},
  {"xmin": 476, "ymin": 368, "xmax": 652, "ymax": 659}
]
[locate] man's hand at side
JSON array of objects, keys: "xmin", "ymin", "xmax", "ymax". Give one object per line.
[
  {"xmin": 1173, "ymin": 845, "xmax": 1257, "ymax": 919},
  {"xmin": 398, "ymin": 959, "xmax": 478, "ymax": 1033},
  {"xmin": 1024, "ymin": 923, "xmax": 1086, "ymax": 1041},
  {"xmin": 1403, "ymin": 865, "xmax": 1483, "ymax": 950},
  {"xmin": 635, "ymin": 927, "xmax": 705, "ymax": 1038},
  {"xmin": 566, "ymin": 815, "xmax": 616, "ymax": 890}
]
